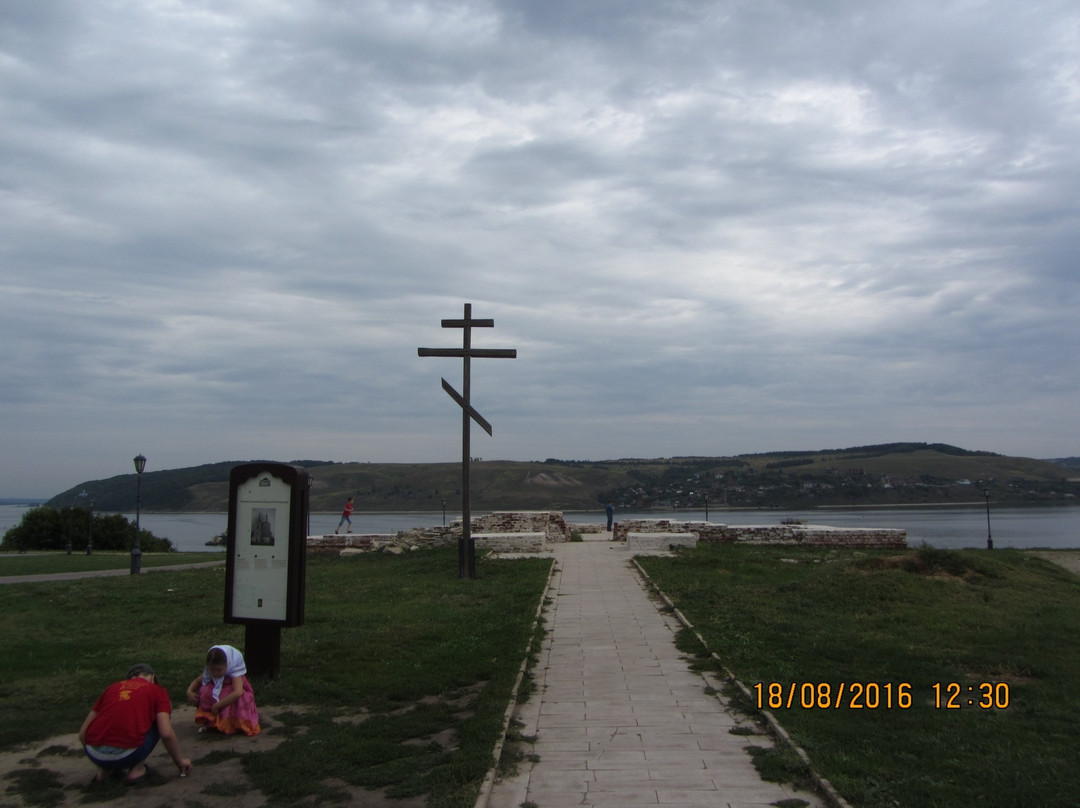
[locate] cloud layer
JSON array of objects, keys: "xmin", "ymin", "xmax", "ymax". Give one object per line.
[{"xmin": 2, "ymin": 0, "xmax": 1078, "ymax": 495}]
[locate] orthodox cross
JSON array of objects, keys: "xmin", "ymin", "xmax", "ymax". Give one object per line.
[{"xmin": 418, "ymin": 303, "xmax": 517, "ymax": 578}]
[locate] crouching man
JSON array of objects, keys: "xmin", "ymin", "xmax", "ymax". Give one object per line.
[{"xmin": 79, "ymin": 663, "xmax": 192, "ymax": 784}]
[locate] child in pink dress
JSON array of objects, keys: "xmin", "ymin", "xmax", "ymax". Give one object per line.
[{"xmin": 185, "ymin": 645, "xmax": 261, "ymax": 736}]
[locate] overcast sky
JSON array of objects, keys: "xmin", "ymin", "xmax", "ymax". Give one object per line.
[{"xmin": 3, "ymin": 1, "xmax": 1079, "ymax": 497}]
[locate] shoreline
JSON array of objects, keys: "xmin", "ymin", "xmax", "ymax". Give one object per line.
[{"xmin": 118, "ymin": 500, "xmax": 1080, "ymax": 515}]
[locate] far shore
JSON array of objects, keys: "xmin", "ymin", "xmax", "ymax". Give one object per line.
[{"xmin": 118, "ymin": 501, "xmax": 1079, "ymax": 515}]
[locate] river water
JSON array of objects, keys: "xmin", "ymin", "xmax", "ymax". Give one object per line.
[{"xmin": 3, "ymin": 501, "xmax": 1076, "ymax": 554}]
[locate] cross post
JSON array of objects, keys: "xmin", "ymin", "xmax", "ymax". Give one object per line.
[{"xmin": 418, "ymin": 303, "xmax": 517, "ymax": 578}]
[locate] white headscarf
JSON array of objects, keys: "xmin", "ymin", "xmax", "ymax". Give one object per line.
[{"xmin": 201, "ymin": 644, "xmax": 247, "ymax": 700}]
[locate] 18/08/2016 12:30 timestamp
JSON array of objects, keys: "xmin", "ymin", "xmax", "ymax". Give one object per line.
[{"xmin": 752, "ymin": 682, "xmax": 1011, "ymax": 710}]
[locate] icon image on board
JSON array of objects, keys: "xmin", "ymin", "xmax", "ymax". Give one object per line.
[{"xmin": 250, "ymin": 508, "xmax": 276, "ymax": 546}]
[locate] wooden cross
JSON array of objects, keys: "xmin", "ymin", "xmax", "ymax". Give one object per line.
[{"xmin": 418, "ymin": 303, "xmax": 517, "ymax": 578}]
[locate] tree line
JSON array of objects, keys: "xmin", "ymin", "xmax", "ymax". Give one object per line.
[{"xmin": 1, "ymin": 507, "xmax": 174, "ymax": 553}]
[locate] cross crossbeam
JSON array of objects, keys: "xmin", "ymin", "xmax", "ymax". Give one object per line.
[{"xmin": 418, "ymin": 348, "xmax": 517, "ymax": 359}]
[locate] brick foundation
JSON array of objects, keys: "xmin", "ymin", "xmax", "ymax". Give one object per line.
[
  {"xmin": 626, "ymin": 532, "xmax": 699, "ymax": 552},
  {"xmin": 472, "ymin": 532, "xmax": 547, "ymax": 553},
  {"xmin": 471, "ymin": 511, "xmax": 571, "ymax": 542},
  {"xmin": 306, "ymin": 534, "xmax": 389, "ymax": 552}
]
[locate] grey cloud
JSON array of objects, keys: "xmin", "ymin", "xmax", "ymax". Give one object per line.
[{"xmin": 1, "ymin": 0, "xmax": 1078, "ymax": 494}]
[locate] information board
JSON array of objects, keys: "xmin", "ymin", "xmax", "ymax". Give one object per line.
[{"xmin": 224, "ymin": 462, "xmax": 307, "ymax": 627}]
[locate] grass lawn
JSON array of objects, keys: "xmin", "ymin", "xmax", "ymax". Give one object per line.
[
  {"xmin": 0, "ymin": 551, "xmax": 222, "ymax": 575},
  {"xmin": 638, "ymin": 544, "xmax": 1080, "ymax": 808},
  {"xmin": 0, "ymin": 548, "xmax": 551, "ymax": 808}
]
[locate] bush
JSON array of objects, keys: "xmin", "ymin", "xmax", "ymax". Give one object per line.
[
  {"xmin": 900, "ymin": 545, "xmax": 990, "ymax": 578},
  {"xmin": 0, "ymin": 507, "xmax": 174, "ymax": 552}
]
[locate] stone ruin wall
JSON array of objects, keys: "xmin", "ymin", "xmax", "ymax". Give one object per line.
[
  {"xmin": 472, "ymin": 511, "xmax": 571, "ymax": 542},
  {"xmin": 305, "ymin": 533, "xmax": 400, "ymax": 552},
  {"xmin": 612, "ymin": 518, "xmax": 907, "ymax": 548},
  {"xmin": 306, "ymin": 511, "xmax": 572, "ymax": 552},
  {"xmin": 307, "ymin": 511, "xmax": 905, "ymax": 552}
]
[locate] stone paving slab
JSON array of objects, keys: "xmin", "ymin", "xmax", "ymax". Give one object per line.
[{"xmin": 483, "ymin": 538, "xmax": 825, "ymax": 808}]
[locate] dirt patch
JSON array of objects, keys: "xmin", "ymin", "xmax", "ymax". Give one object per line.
[
  {"xmin": 0, "ymin": 705, "xmax": 420, "ymax": 808},
  {"xmin": 524, "ymin": 472, "xmax": 581, "ymax": 487}
]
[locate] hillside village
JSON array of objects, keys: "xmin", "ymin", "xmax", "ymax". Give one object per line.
[
  {"xmin": 602, "ymin": 460, "xmax": 1079, "ymax": 510},
  {"xmin": 45, "ymin": 443, "xmax": 1080, "ymax": 513}
]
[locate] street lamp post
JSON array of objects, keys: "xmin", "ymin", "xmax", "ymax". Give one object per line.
[
  {"xmin": 983, "ymin": 487, "xmax": 993, "ymax": 550},
  {"xmin": 131, "ymin": 454, "xmax": 146, "ymax": 574},
  {"xmin": 79, "ymin": 489, "xmax": 93, "ymax": 555},
  {"xmin": 306, "ymin": 476, "xmax": 314, "ymax": 538},
  {"xmin": 441, "ymin": 498, "xmax": 447, "ymax": 526},
  {"xmin": 87, "ymin": 499, "xmax": 94, "ymax": 555},
  {"xmin": 704, "ymin": 492, "xmax": 709, "ymax": 522}
]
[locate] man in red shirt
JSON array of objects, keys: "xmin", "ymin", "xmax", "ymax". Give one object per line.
[{"xmin": 79, "ymin": 663, "xmax": 192, "ymax": 784}]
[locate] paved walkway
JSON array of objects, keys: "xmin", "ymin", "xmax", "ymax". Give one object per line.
[{"xmin": 485, "ymin": 537, "xmax": 825, "ymax": 808}]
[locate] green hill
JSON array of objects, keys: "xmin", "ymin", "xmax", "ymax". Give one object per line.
[{"xmin": 45, "ymin": 443, "xmax": 1080, "ymax": 513}]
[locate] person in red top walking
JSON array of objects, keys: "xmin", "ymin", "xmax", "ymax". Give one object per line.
[
  {"xmin": 334, "ymin": 496, "xmax": 354, "ymax": 534},
  {"xmin": 78, "ymin": 663, "xmax": 192, "ymax": 784}
]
